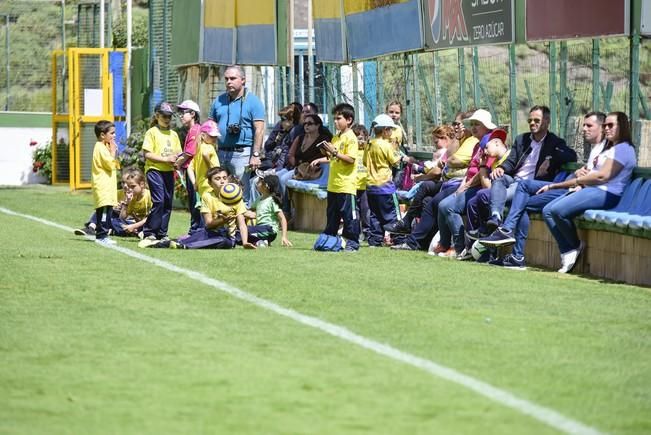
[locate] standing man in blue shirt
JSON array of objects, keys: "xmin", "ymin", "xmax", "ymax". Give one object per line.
[{"xmin": 210, "ymin": 65, "xmax": 265, "ymax": 204}]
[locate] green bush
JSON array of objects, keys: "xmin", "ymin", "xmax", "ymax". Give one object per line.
[{"xmin": 112, "ymin": 12, "xmax": 148, "ymax": 48}]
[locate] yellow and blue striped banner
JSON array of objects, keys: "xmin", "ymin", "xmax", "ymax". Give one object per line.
[
  {"xmin": 203, "ymin": 0, "xmax": 278, "ymax": 65},
  {"xmin": 313, "ymin": 0, "xmax": 347, "ymax": 63},
  {"xmin": 343, "ymin": 0, "xmax": 423, "ymax": 60}
]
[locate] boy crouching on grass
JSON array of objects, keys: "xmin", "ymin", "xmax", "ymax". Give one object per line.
[
  {"xmin": 318, "ymin": 103, "xmax": 360, "ymax": 252},
  {"xmin": 91, "ymin": 120, "xmax": 119, "ymax": 246}
]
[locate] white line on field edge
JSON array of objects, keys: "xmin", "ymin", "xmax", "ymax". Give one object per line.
[{"xmin": 0, "ymin": 206, "xmax": 604, "ymax": 435}]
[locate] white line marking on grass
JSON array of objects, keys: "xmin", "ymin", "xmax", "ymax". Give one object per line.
[{"xmin": 1, "ymin": 206, "xmax": 604, "ymax": 435}]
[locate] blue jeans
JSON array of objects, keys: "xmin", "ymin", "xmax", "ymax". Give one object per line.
[
  {"xmin": 277, "ymin": 168, "xmax": 295, "ymax": 213},
  {"xmin": 501, "ymin": 179, "xmax": 566, "ymax": 258},
  {"xmin": 542, "ymin": 187, "xmax": 620, "ymax": 254},
  {"xmin": 404, "ymin": 181, "xmax": 459, "ymax": 250},
  {"xmin": 367, "ymin": 193, "xmax": 399, "ymax": 246},
  {"xmin": 218, "ymin": 147, "xmax": 252, "ymax": 205},
  {"xmin": 490, "ymin": 174, "xmax": 519, "ymax": 217},
  {"xmin": 186, "ymin": 170, "xmax": 204, "ymax": 234},
  {"xmin": 438, "ymin": 187, "xmax": 480, "ymax": 252}
]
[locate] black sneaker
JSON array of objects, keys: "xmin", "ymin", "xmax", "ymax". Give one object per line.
[
  {"xmin": 74, "ymin": 226, "xmax": 95, "ymax": 236},
  {"xmin": 485, "ymin": 216, "xmax": 502, "ymax": 233},
  {"xmin": 384, "ymin": 220, "xmax": 410, "ymax": 234},
  {"xmin": 465, "ymin": 229, "xmax": 487, "ymax": 241},
  {"xmin": 390, "ymin": 242, "xmax": 415, "ymax": 251},
  {"xmin": 480, "ymin": 227, "xmax": 516, "ymax": 246}
]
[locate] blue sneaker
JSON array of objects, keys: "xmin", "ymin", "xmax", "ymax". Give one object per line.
[
  {"xmin": 490, "ymin": 254, "xmax": 526, "ymax": 270},
  {"xmin": 480, "ymin": 227, "xmax": 516, "ymax": 246}
]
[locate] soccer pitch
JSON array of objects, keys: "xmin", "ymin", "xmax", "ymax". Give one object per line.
[{"xmin": 1, "ymin": 186, "xmax": 650, "ymax": 434}]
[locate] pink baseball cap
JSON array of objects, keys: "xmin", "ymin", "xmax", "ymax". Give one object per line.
[
  {"xmin": 487, "ymin": 128, "xmax": 507, "ymax": 143},
  {"xmin": 200, "ymin": 120, "xmax": 221, "ymax": 137},
  {"xmin": 177, "ymin": 100, "xmax": 200, "ymax": 113}
]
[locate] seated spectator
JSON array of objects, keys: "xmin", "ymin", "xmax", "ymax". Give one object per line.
[
  {"xmin": 390, "ymin": 109, "xmax": 495, "ymax": 251},
  {"xmin": 479, "ymin": 111, "xmax": 608, "ymax": 269},
  {"xmin": 386, "ymin": 110, "xmax": 477, "ymax": 234},
  {"xmin": 436, "ymin": 129, "xmax": 508, "ymax": 259},
  {"xmin": 540, "ymin": 111, "xmax": 636, "ymax": 273},
  {"xmin": 466, "ymin": 105, "xmax": 577, "ymax": 239}
]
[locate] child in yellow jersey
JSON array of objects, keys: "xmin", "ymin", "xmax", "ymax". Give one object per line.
[
  {"xmin": 318, "ymin": 103, "xmax": 360, "ymax": 251},
  {"xmin": 364, "ymin": 114, "xmax": 403, "ymax": 247},
  {"xmin": 91, "ymin": 120, "xmax": 119, "ymax": 245},
  {"xmin": 75, "ymin": 169, "xmax": 132, "ymax": 237},
  {"xmin": 116, "ymin": 168, "xmax": 152, "ymax": 236},
  {"xmin": 139, "ymin": 102, "xmax": 182, "ymax": 248},
  {"xmin": 173, "ymin": 167, "xmax": 255, "ymax": 249},
  {"xmin": 190, "ymin": 120, "xmax": 221, "ymax": 199},
  {"xmin": 352, "ymin": 124, "xmax": 370, "ymax": 241}
]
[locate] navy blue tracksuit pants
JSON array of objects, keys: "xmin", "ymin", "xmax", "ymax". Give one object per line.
[
  {"xmin": 324, "ymin": 192, "xmax": 360, "ymax": 250},
  {"xmin": 143, "ymin": 169, "xmax": 175, "ymax": 239},
  {"xmin": 367, "ymin": 193, "xmax": 399, "ymax": 247}
]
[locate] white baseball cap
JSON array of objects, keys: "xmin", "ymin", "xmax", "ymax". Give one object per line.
[
  {"xmin": 177, "ymin": 100, "xmax": 200, "ymax": 113},
  {"xmin": 372, "ymin": 114, "xmax": 396, "ymax": 128},
  {"xmin": 467, "ymin": 109, "xmax": 497, "ymax": 130}
]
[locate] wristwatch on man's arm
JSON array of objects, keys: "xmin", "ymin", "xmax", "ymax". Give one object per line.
[{"xmin": 251, "ymin": 150, "xmax": 260, "ymax": 158}]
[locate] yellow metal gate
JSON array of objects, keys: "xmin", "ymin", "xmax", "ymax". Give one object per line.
[{"xmin": 52, "ymin": 48, "xmax": 127, "ymax": 189}]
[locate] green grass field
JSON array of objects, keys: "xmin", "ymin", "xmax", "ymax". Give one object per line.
[{"xmin": 1, "ymin": 186, "xmax": 650, "ymax": 434}]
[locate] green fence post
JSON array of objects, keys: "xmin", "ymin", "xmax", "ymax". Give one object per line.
[
  {"xmin": 352, "ymin": 61, "xmax": 359, "ymax": 122},
  {"xmin": 413, "ymin": 54, "xmax": 422, "ymax": 146},
  {"xmin": 458, "ymin": 48, "xmax": 466, "ymax": 111},
  {"xmin": 377, "ymin": 58, "xmax": 384, "ymax": 114},
  {"xmin": 549, "ymin": 41, "xmax": 558, "ymax": 133},
  {"xmin": 433, "ymin": 52, "xmax": 442, "ymax": 124},
  {"xmin": 630, "ymin": 30, "xmax": 641, "ymax": 146},
  {"xmin": 509, "ymin": 44, "xmax": 517, "ymax": 138},
  {"xmin": 559, "ymin": 41, "xmax": 568, "ymax": 137},
  {"xmin": 472, "ymin": 47, "xmax": 480, "ymax": 107},
  {"xmin": 418, "ymin": 61, "xmax": 435, "ymax": 128},
  {"xmin": 592, "ymin": 39, "xmax": 600, "ymax": 112}
]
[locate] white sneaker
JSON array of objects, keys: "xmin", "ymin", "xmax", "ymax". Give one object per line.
[
  {"xmin": 558, "ymin": 241, "xmax": 584, "ymax": 273},
  {"xmin": 256, "ymin": 240, "xmax": 269, "ymax": 248},
  {"xmin": 95, "ymin": 237, "xmax": 117, "ymax": 246},
  {"xmin": 138, "ymin": 235, "xmax": 159, "ymax": 248}
]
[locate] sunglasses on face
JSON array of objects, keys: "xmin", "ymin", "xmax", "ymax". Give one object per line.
[
  {"xmin": 527, "ymin": 118, "xmax": 542, "ymax": 124},
  {"xmin": 452, "ymin": 121, "xmax": 463, "ymax": 127},
  {"xmin": 303, "ymin": 122, "xmax": 316, "ymax": 126},
  {"xmin": 604, "ymin": 123, "xmax": 617, "ymax": 129}
]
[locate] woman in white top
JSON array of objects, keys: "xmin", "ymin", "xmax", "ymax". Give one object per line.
[{"xmin": 538, "ymin": 111, "xmax": 637, "ymax": 273}]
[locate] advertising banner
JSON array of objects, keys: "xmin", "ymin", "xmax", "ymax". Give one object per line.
[
  {"xmin": 525, "ymin": 0, "xmax": 629, "ymax": 41},
  {"xmin": 313, "ymin": 0, "xmax": 347, "ymax": 63},
  {"xmin": 423, "ymin": 0, "xmax": 514, "ymax": 50},
  {"xmin": 344, "ymin": 0, "xmax": 424, "ymax": 61}
]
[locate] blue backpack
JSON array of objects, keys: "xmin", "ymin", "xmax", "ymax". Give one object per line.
[{"xmin": 313, "ymin": 233, "xmax": 343, "ymax": 252}]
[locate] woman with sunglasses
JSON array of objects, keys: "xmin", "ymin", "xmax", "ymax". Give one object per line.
[
  {"xmin": 278, "ymin": 114, "xmax": 333, "ymax": 215},
  {"xmin": 537, "ymin": 111, "xmax": 637, "ymax": 273}
]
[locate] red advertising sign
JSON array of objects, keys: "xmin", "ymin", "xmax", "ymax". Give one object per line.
[{"xmin": 526, "ymin": 0, "xmax": 629, "ymax": 41}]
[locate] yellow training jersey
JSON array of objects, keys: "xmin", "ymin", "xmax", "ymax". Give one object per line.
[
  {"xmin": 193, "ymin": 141, "xmax": 220, "ymax": 197},
  {"xmin": 91, "ymin": 141, "xmax": 118, "ymax": 208},
  {"xmin": 126, "ymin": 189, "xmax": 153, "ymax": 221},
  {"xmin": 355, "ymin": 148, "xmax": 368, "ymax": 191},
  {"xmin": 201, "ymin": 190, "xmax": 247, "ymax": 237},
  {"xmin": 327, "ymin": 129, "xmax": 358, "ymax": 195},
  {"xmin": 363, "ymin": 137, "xmax": 401, "ymax": 187},
  {"xmin": 443, "ymin": 135, "xmax": 478, "ymax": 180},
  {"xmin": 389, "ymin": 125, "xmax": 406, "ymax": 152},
  {"xmin": 142, "ymin": 126, "xmax": 182, "ymax": 173}
]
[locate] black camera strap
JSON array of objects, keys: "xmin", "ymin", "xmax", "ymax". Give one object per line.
[{"xmin": 226, "ymin": 88, "xmax": 247, "ymax": 130}]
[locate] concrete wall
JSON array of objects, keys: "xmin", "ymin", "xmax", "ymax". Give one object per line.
[{"xmin": 0, "ymin": 112, "xmax": 52, "ymax": 186}]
